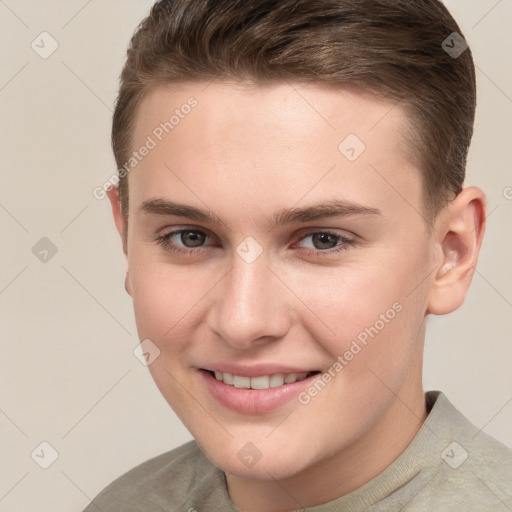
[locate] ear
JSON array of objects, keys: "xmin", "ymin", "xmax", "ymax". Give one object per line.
[
  {"xmin": 427, "ymin": 187, "xmax": 486, "ymax": 315},
  {"xmin": 106, "ymin": 185, "xmax": 132, "ymax": 296},
  {"xmin": 107, "ymin": 185, "xmax": 128, "ymax": 255}
]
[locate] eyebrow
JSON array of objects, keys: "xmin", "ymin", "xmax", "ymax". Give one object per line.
[{"xmin": 139, "ymin": 198, "xmax": 381, "ymax": 231}]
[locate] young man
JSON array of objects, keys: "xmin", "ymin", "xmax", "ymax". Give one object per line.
[{"xmin": 86, "ymin": 0, "xmax": 512, "ymax": 510}]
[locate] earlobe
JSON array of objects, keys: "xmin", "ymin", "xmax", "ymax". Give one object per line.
[{"xmin": 427, "ymin": 187, "xmax": 486, "ymax": 315}]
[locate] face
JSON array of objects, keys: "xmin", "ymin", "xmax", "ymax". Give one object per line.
[{"xmin": 116, "ymin": 81, "xmax": 437, "ymax": 482}]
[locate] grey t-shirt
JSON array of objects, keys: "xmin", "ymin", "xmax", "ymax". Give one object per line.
[{"xmin": 83, "ymin": 391, "xmax": 512, "ymax": 511}]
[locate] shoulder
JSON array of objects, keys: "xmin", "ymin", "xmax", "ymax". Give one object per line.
[
  {"xmin": 412, "ymin": 391, "xmax": 512, "ymax": 510},
  {"xmin": 83, "ymin": 440, "xmax": 222, "ymax": 512},
  {"xmin": 431, "ymin": 391, "xmax": 512, "ymax": 474}
]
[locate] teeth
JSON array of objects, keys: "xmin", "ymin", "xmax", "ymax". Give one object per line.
[
  {"xmin": 250, "ymin": 375, "xmax": 270, "ymax": 389},
  {"xmin": 212, "ymin": 370, "xmax": 312, "ymax": 389},
  {"xmin": 233, "ymin": 376, "xmax": 250, "ymax": 388},
  {"xmin": 284, "ymin": 373, "xmax": 297, "ymax": 384},
  {"xmin": 269, "ymin": 374, "xmax": 285, "ymax": 388}
]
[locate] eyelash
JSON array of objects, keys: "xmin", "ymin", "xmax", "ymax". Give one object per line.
[{"xmin": 155, "ymin": 229, "xmax": 356, "ymax": 258}]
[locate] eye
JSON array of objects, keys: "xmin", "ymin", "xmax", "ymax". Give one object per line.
[
  {"xmin": 295, "ymin": 230, "xmax": 356, "ymax": 257},
  {"xmin": 173, "ymin": 230, "xmax": 206, "ymax": 247},
  {"xmin": 155, "ymin": 228, "xmax": 356, "ymax": 257},
  {"xmin": 155, "ymin": 229, "xmax": 212, "ymax": 255}
]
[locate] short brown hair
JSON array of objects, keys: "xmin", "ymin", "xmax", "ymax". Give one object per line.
[{"xmin": 112, "ymin": 0, "xmax": 476, "ymax": 228}]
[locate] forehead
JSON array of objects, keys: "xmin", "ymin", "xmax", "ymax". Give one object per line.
[
  {"xmin": 128, "ymin": 81, "xmax": 423, "ymax": 227},
  {"xmin": 133, "ymin": 80, "xmax": 410, "ymax": 149}
]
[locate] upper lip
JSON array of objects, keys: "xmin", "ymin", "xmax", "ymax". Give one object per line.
[{"xmin": 200, "ymin": 364, "xmax": 319, "ymax": 378}]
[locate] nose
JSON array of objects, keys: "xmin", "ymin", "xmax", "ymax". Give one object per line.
[{"xmin": 207, "ymin": 249, "xmax": 292, "ymax": 350}]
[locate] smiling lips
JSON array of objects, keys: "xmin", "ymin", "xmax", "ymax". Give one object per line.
[
  {"xmin": 201, "ymin": 369, "xmax": 321, "ymax": 414},
  {"xmin": 200, "ymin": 365, "xmax": 323, "ymax": 413},
  {"xmin": 211, "ymin": 370, "xmax": 318, "ymax": 390}
]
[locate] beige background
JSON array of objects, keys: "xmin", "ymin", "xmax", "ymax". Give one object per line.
[{"xmin": 0, "ymin": 1, "xmax": 511, "ymax": 511}]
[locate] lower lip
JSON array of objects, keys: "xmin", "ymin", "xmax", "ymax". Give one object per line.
[{"xmin": 200, "ymin": 370, "xmax": 319, "ymax": 415}]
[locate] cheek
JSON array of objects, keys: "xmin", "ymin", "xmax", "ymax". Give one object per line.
[
  {"xmin": 128, "ymin": 253, "xmax": 211, "ymax": 340},
  {"xmin": 130, "ymin": 276, "xmax": 172, "ymax": 339},
  {"xmin": 128, "ymin": 264, "xmax": 208, "ymax": 413},
  {"xmin": 290, "ymin": 264, "xmax": 402, "ymax": 340},
  {"xmin": 292, "ymin": 256, "xmax": 425, "ymax": 374}
]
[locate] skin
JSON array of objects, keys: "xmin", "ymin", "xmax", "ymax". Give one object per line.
[{"xmin": 107, "ymin": 81, "xmax": 486, "ymax": 512}]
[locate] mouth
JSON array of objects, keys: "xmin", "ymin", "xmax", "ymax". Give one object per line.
[
  {"xmin": 203, "ymin": 369, "xmax": 321, "ymax": 390},
  {"xmin": 200, "ymin": 367, "xmax": 323, "ymax": 414}
]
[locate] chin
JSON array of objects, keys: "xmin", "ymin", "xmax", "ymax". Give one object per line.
[{"xmin": 196, "ymin": 434, "xmax": 318, "ymax": 481}]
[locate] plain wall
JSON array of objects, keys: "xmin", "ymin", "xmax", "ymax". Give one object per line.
[{"xmin": 1, "ymin": 1, "xmax": 511, "ymax": 510}]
